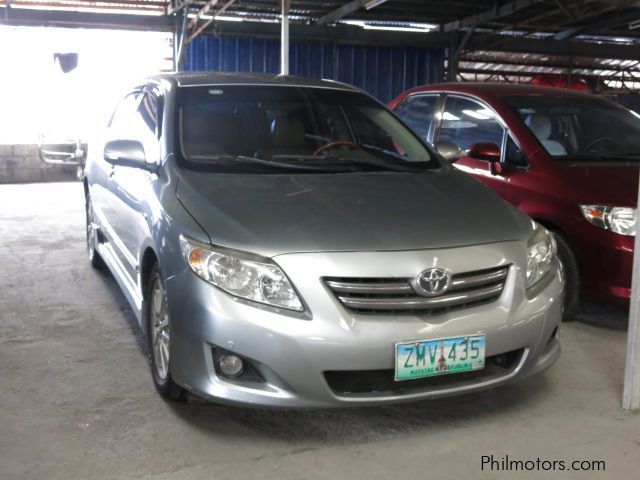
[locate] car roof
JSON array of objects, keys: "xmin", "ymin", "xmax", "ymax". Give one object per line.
[
  {"xmin": 404, "ymin": 82, "xmax": 596, "ymax": 99},
  {"xmin": 145, "ymin": 71, "xmax": 359, "ymax": 91}
]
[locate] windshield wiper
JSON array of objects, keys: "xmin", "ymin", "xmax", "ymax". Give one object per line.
[
  {"xmin": 272, "ymin": 153, "xmax": 424, "ymax": 173},
  {"xmin": 188, "ymin": 155, "xmax": 356, "ymax": 172}
]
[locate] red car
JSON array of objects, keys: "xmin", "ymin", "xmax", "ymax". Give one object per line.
[{"xmin": 390, "ymin": 83, "xmax": 639, "ymax": 317}]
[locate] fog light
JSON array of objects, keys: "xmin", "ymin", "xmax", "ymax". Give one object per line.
[
  {"xmin": 218, "ymin": 354, "xmax": 244, "ymax": 377},
  {"xmin": 492, "ymin": 353, "xmax": 513, "ymax": 369}
]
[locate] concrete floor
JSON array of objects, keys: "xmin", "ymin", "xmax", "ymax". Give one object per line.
[{"xmin": 1, "ymin": 182, "xmax": 638, "ymax": 480}]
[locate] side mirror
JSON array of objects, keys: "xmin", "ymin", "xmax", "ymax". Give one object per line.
[
  {"xmin": 435, "ymin": 141, "xmax": 463, "ymax": 162},
  {"xmin": 53, "ymin": 52, "xmax": 79, "ymax": 73},
  {"xmin": 467, "ymin": 142, "xmax": 501, "ymax": 161},
  {"xmin": 104, "ymin": 140, "xmax": 153, "ymax": 171},
  {"xmin": 38, "ymin": 135, "xmax": 85, "ymax": 166},
  {"xmin": 467, "ymin": 142, "xmax": 502, "ymax": 175}
]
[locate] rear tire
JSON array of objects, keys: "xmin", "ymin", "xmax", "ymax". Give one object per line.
[
  {"xmin": 86, "ymin": 197, "xmax": 104, "ymax": 270},
  {"xmin": 553, "ymin": 232, "xmax": 580, "ymax": 321},
  {"xmin": 145, "ymin": 263, "xmax": 185, "ymax": 401}
]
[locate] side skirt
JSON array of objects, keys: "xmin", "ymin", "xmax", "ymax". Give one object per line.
[{"xmin": 96, "ymin": 241, "xmax": 144, "ymax": 328}]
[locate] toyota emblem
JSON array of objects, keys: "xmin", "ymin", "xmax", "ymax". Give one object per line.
[{"xmin": 414, "ymin": 268, "xmax": 452, "ymax": 297}]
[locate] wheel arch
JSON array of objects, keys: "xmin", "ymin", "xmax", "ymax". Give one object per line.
[
  {"xmin": 531, "ymin": 216, "xmax": 575, "ymax": 249},
  {"xmin": 533, "ymin": 217, "xmax": 581, "ymax": 318},
  {"xmin": 140, "ymin": 247, "xmax": 159, "ymax": 303},
  {"xmin": 532, "ymin": 217, "xmax": 564, "ymax": 235}
]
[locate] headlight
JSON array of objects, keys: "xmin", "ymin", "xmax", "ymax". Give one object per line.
[
  {"xmin": 526, "ymin": 224, "xmax": 557, "ymax": 289},
  {"xmin": 580, "ymin": 205, "xmax": 636, "ymax": 236},
  {"xmin": 179, "ymin": 235, "xmax": 303, "ymax": 311}
]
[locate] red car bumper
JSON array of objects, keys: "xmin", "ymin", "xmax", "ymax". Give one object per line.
[{"xmin": 572, "ymin": 224, "xmax": 633, "ymax": 307}]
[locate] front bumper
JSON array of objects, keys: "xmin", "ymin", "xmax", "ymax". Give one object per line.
[
  {"xmin": 572, "ymin": 225, "xmax": 633, "ymax": 305},
  {"xmin": 165, "ymin": 241, "xmax": 563, "ymax": 408}
]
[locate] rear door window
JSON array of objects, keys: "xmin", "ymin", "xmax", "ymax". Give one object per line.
[{"xmin": 394, "ymin": 94, "xmax": 439, "ymax": 142}]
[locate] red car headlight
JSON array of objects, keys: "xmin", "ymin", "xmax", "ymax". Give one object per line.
[{"xmin": 580, "ymin": 205, "xmax": 636, "ymax": 236}]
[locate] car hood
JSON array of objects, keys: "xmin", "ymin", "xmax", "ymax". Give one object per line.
[
  {"xmin": 176, "ymin": 168, "xmax": 533, "ymax": 257},
  {"xmin": 555, "ymin": 162, "xmax": 638, "ymax": 206}
]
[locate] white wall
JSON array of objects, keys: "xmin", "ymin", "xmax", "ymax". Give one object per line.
[{"xmin": 0, "ymin": 26, "xmax": 173, "ymax": 145}]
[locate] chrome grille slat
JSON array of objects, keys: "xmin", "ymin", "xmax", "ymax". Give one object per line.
[
  {"xmin": 338, "ymin": 284, "xmax": 503, "ymax": 310},
  {"xmin": 450, "ymin": 268, "xmax": 508, "ymax": 291},
  {"xmin": 325, "ymin": 265, "xmax": 509, "ymax": 316},
  {"xmin": 325, "ymin": 280, "xmax": 412, "ymax": 294}
]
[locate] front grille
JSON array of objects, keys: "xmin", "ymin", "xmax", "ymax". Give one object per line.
[
  {"xmin": 324, "ymin": 349, "xmax": 524, "ymax": 396},
  {"xmin": 325, "ymin": 265, "xmax": 509, "ymax": 315}
]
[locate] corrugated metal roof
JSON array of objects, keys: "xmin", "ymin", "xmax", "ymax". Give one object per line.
[{"xmin": 2, "ymin": 1, "xmax": 640, "ymax": 91}]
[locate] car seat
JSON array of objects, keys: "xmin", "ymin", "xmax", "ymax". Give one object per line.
[
  {"xmin": 525, "ymin": 113, "xmax": 567, "ymax": 156},
  {"xmin": 256, "ymin": 114, "xmax": 311, "ymax": 159}
]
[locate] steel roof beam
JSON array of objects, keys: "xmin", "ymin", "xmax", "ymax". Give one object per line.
[
  {"xmin": 460, "ymin": 55, "xmax": 640, "ymax": 72},
  {"xmin": 443, "ymin": 0, "xmax": 545, "ymax": 32},
  {"xmin": 188, "ymin": 0, "xmax": 219, "ymax": 31},
  {"xmin": 317, "ymin": 0, "xmax": 389, "ymax": 26},
  {"xmin": 187, "ymin": 0, "xmax": 236, "ymax": 43},
  {"xmin": 467, "ymin": 34, "xmax": 640, "ymax": 60},
  {"xmin": 167, "ymin": 0, "xmax": 191, "ymax": 16},
  {"xmin": 3, "ymin": 6, "xmax": 640, "ymax": 61},
  {"xmin": 554, "ymin": 9, "xmax": 640, "ymax": 41}
]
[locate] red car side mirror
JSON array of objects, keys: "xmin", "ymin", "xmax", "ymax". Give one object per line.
[{"xmin": 467, "ymin": 142, "xmax": 502, "ymax": 175}]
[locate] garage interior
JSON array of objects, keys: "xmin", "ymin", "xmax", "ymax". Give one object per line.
[{"xmin": 1, "ymin": 1, "xmax": 640, "ymax": 479}]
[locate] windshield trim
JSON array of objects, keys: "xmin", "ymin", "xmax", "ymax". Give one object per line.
[{"xmin": 177, "ymin": 82, "xmax": 359, "ymax": 93}]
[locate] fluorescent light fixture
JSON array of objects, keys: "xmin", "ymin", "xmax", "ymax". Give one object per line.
[
  {"xmin": 8, "ymin": 5, "xmax": 164, "ymax": 16},
  {"xmin": 187, "ymin": 14, "xmax": 244, "ymax": 22},
  {"xmin": 363, "ymin": 25, "xmax": 432, "ymax": 32},
  {"xmin": 341, "ymin": 19, "xmax": 437, "ymax": 33},
  {"xmin": 214, "ymin": 15, "xmax": 244, "ymax": 22},
  {"xmin": 364, "ymin": 0, "xmax": 389, "ymax": 9}
]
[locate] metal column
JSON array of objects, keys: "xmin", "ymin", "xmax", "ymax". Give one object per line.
[
  {"xmin": 280, "ymin": 0, "xmax": 291, "ymax": 75},
  {"xmin": 172, "ymin": 4, "xmax": 189, "ymax": 72},
  {"xmin": 624, "ymin": 181, "xmax": 640, "ymax": 411}
]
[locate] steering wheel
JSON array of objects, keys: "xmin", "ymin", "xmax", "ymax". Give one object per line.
[
  {"xmin": 313, "ymin": 140, "xmax": 360, "ymax": 156},
  {"xmin": 584, "ymin": 137, "xmax": 614, "ymax": 152}
]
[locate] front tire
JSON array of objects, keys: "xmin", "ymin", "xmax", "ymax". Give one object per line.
[
  {"xmin": 146, "ymin": 264, "xmax": 185, "ymax": 401},
  {"xmin": 553, "ymin": 232, "xmax": 580, "ymax": 321}
]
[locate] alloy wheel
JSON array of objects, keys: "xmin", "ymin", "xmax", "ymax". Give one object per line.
[
  {"xmin": 150, "ymin": 277, "xmax": 170, "ymax": 381},
  {"xmin": 86, "ymin": 202, "xmax": 96, "ymax": 261}
]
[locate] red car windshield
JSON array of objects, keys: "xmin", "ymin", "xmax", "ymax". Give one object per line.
[{"xmin": 502, "ymin": 94, "xmax": 640, "ymax": 161}]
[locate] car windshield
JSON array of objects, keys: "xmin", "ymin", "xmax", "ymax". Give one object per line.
[
  {"xmin": 502, "ymin": 94, "xmax": 640, "ymax": 161},
  {"xmin": 176, "ymin": 85, "xmax": 438, "ymax": 173}
]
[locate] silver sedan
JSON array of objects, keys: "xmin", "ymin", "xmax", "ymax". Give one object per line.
[{"xmin": 84, "ymin": 72, "xmax": 563, "ymax": 407}]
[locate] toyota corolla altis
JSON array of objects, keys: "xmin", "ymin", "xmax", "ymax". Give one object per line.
[{"xmin": 84, "ymin": 72, "xmax": 563, "ymax": 407}]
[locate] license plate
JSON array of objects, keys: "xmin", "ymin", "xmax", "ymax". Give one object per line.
[{"xmin": 395, "ymin": 334, "xmax": 485, "ymax": 381}]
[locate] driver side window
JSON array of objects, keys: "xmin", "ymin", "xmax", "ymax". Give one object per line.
[
  {"xmin": 438, "ymin": 96, "xmax": 505, "ymax": 153},
  {"xmin": 108, "ymin": 92, "xmax": 140, "ymax": 134},
  {"xmin": 505, "ymin": 136, "xmax": 528, "ymax": 167}
]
